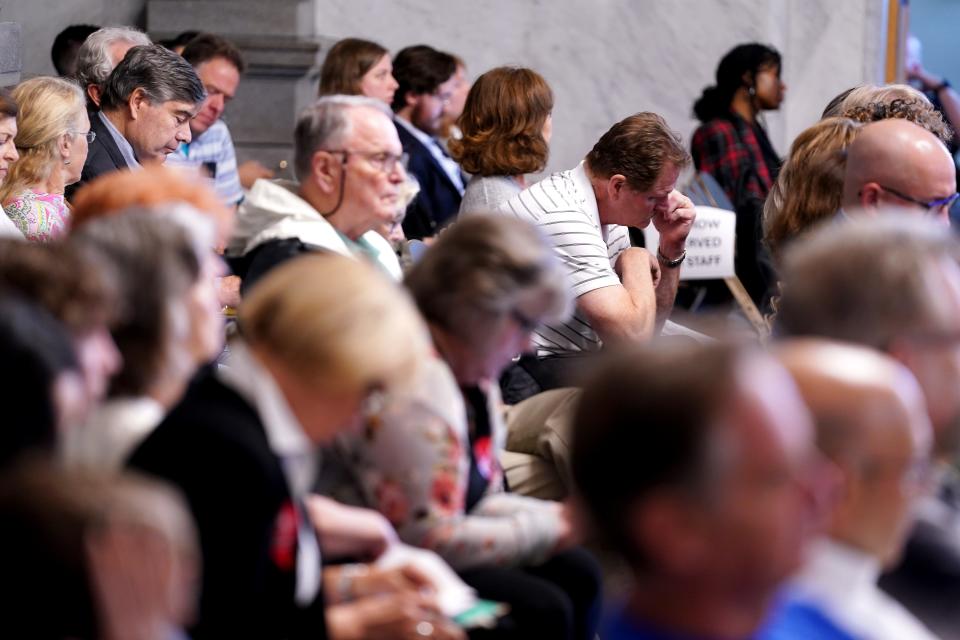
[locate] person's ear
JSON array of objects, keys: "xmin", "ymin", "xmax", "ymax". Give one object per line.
[
  {"xmin": 311, "ymin": 150, "xmax": 341, "ymax": 194},
  {"xmin": 87, "ymin": 84, "xmax": 102, "ymax": 107},
  {"xmin": 628, "ymin": 493, "xmax": 711, "ymax": 577},
  {"xmin": 58, "ymin": 131, "xmax": 72, "ymax": 160},
  {"xmin": 404, "ymin": 89, "xmax": 419, "ymax": 109},
  {"xmin": 127, "ymin": 88, "xmax": 149, "ymax": 121},
  {"xmin": 859, "ymin": 182, "xmax": 883, "ymax": 212},
  {"xmin": 607, "ymin": 174, "xmax": 627, "ymax": 201}
]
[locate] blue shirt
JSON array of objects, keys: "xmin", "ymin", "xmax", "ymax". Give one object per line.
[
  {"xmin": 757, "ymin": 598, "xmax": 859, "ymax": 640},
  {"xmin": 166, "ymin": 119, "xmax": 243, "ymax": 206},
  {"xmin": 604, "ymin": 608, "xmax": 740, "ymax": 640}
]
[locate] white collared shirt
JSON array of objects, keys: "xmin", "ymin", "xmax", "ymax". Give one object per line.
[
  {"xmin": 65, "ymin": 396, "xmax": 165, "ymax": 471},
  {"xmin": 217, "ymin": 342, "xmax": 321, "ymax": 605},
  {"xmin": 98, "ymin": 111, "xmax": 141, "ymax": 170},
  {"xmin": 396, "ymin": 116, "xmax": 465, "ymax": 194},
  {"xmin": 787, "ymin": 538, "xmax": 938, "ymax": 640}
]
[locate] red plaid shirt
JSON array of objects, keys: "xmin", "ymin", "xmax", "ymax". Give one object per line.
[{"xmin": 691, "ymin": 113, "xmax": 778, "ymax": 206}]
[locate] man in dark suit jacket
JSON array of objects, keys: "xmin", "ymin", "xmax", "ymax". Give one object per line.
[
  {"xmin": 392, "ymin": 45, "xmax": 464, "ymax": 240},
  {"xmin": 68, "ymin": 43, "xmax": 205, "ymax": 199}
]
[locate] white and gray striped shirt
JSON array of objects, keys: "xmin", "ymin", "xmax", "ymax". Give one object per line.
[{"xmin": 497, "ymin": 162, "xmax": 631, "ymax": 357}]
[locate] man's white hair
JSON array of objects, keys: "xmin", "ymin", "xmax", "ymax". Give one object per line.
[{"xmin": 74, "ymin": 26, "xmax": 152, "ymax": 90}]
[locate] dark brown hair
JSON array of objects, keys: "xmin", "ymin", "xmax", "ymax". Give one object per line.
[
  {"xmin": 448, "ymin": 67, "xmax": 553, "ymax": 176},
  {"xmin": 319, "ymin": 38, "xmax": 388, "ymax": 97},
  {"xmin": 586, "ymin": 112, "xmax": 691, "ymax": 191},
  {"xmin": 390, "ymin": 45, "xmax": 456, "ymax": 112},
  {"xmin": 181, "ymin": 32, "xmax": 246, "ymax": 74}
]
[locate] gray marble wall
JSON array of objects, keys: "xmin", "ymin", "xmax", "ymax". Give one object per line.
[
  {"xmin": 5, "ymin": 0, "xmax": 889, "ymax": 176},
  {"xmin": 1, "ymin": 0, "xmax": 144, "ymax": 78},
  {"xmin": 315, "ymin": 0, "xmax": 888, "ymax": 175}
]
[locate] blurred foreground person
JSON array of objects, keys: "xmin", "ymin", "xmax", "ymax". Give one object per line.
[
  {"xmin": 71, "ymin": 165, "xmax": 235, "ymax": 323},
  {"xmin": 0, "ymin": 297, "xmax": 87, "ymax": 469},
  {"xmin": 129, "ymin": 254, "xmax": 463, "ymax": 639},
  {"xmin": 776, "ymin": 215, "xmax": 960, "ymax": 637},
  {"xmin": 0, "ymin": 461, "xmax": 199, "ymax": 640},
  {"xmin": 65, "ymin": 210, "xmax": 216, "ymax": 470},
  {"xmin": 762, "ymin": 341, "xmax": 936, "ymax": 640},
  {"xmin": 0, "ymin": 238, "xmax": 121, "ymax": 407},
  {"xmin": 572, "ymin": 341, "xmax": 826, "ymax": 639},
  {"xmin": 337, "ymin": 215, "xmax": 602, "ymax": 639}
]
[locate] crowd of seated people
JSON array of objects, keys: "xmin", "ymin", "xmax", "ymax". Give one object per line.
[{"xmin": 1, "ymin": 22, "xmax": 960, "ymax": 640}]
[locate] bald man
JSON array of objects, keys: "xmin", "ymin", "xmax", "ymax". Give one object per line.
[
  {"xmin": 841, "ymin": 119, "xmax": 957, "ymax": 222},
  {"xmin": 761, "ymin": 340, "xmax": 937, "ymax": 640}
]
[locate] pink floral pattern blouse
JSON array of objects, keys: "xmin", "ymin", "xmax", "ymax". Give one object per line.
[
  {"xmin": 339, "ymin": 355, "xmax": 562, "ymax": 571},
  {"xmin": 3, "ymin": 190, "xmax": 70, "ymax": 242}
]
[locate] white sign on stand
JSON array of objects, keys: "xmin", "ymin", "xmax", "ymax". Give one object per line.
[{"xmin": 643, "ymin": 206, "xmax": 736, "ymax": 280}]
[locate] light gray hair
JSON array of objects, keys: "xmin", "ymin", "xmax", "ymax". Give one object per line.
[
  {"xmin": 776, "ymin": 213, "xmax": 960, "ymax": 349},
  {"xmin": 405, "ymin": 213, "xmax": 573, "ymax": 344},
  {"xmin": 293, "ymin": 94, "xmax": 392, "ymax": 181},
  {"xmin": 74, "ymin": 27, "xmax": 151, "ymax": 93},
  {"xmin": 99, "ymin": 44, "xmax": 206, "ymax": 112}
]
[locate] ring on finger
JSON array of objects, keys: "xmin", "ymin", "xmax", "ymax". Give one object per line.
[{"xmin": 416, "ymin": 620, "xmax": 434, "ymax": 637}]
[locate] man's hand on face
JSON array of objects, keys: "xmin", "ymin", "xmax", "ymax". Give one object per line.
[{"xmin": 652, "ymin": 190, "xmax": 696, "ymax": 258}]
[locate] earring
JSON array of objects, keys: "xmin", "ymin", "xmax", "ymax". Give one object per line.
[
  {"xmin": 64, "ymin": 159, "xmax": 71, "ymax": 165},
  {"xmin": 748, "ymin": 86, "xmax": 756, "ymax": 97}
]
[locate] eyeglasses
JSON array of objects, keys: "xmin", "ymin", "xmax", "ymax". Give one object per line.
[
  {"xmin": 69, "ymin": 130, "xmax": 96, "ymax": 144},
  {"xmin": 876, "ymin": 184, "xmax": 960, "ymax": 214},
  {"xmin": 325, "ymin": 149, "xmax": 408, "ymax": 174}
]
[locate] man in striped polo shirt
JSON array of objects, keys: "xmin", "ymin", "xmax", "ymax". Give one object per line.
[
  {"xmin": 498, "ymin": 112, "xmax": 695, "ymax": 392},
  {"xmin": 166, "ymin": 33, "xmax": 246, "ymax": 209}
]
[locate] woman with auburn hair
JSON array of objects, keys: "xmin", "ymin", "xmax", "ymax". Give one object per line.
[
  {"xmin": 763, "ymin": 117, "xmax": 863, "ymax": 263},
  {"xmin": 1, "ymin": 77, "xmax": 89, "ymax": 241},
  {"xmin": 318, "ymin": 37, "xmax": 399, "ymax": 106},
  {"xmin": 450, "ymin": 66, "xmax": 554, "ymax": 213}
]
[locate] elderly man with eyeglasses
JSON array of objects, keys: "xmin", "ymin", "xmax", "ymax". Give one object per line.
[
  {"xmin": 231, "ymin": 95, "xmax": 408, "ymax": 293},
  {"xmin": 840, "ymin": 118, "xmax": 958, "ymax": 222}
]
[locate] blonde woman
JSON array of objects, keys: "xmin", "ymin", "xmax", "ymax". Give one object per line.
[{"xmin": 2, "ymin": 77, "xmax": 90, "ymax": 241}]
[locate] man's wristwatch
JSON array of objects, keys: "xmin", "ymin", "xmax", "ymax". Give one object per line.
[{"xmin": 657, "ymin": 247, "xmax": 687, "ymax": 268}]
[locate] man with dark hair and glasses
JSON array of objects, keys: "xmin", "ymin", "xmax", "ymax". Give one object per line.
[
  {"xmin": 841, "ymin": 118, "xmax": 957, "ymax": 223},
  {"xmin": 232, "ymin": 95, "xmax": 407, "ymax": 293}
]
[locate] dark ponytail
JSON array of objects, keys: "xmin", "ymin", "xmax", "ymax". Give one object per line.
[{"xmin": 693, "ymin": 43, "xmax": 781, "ymax": 123}]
